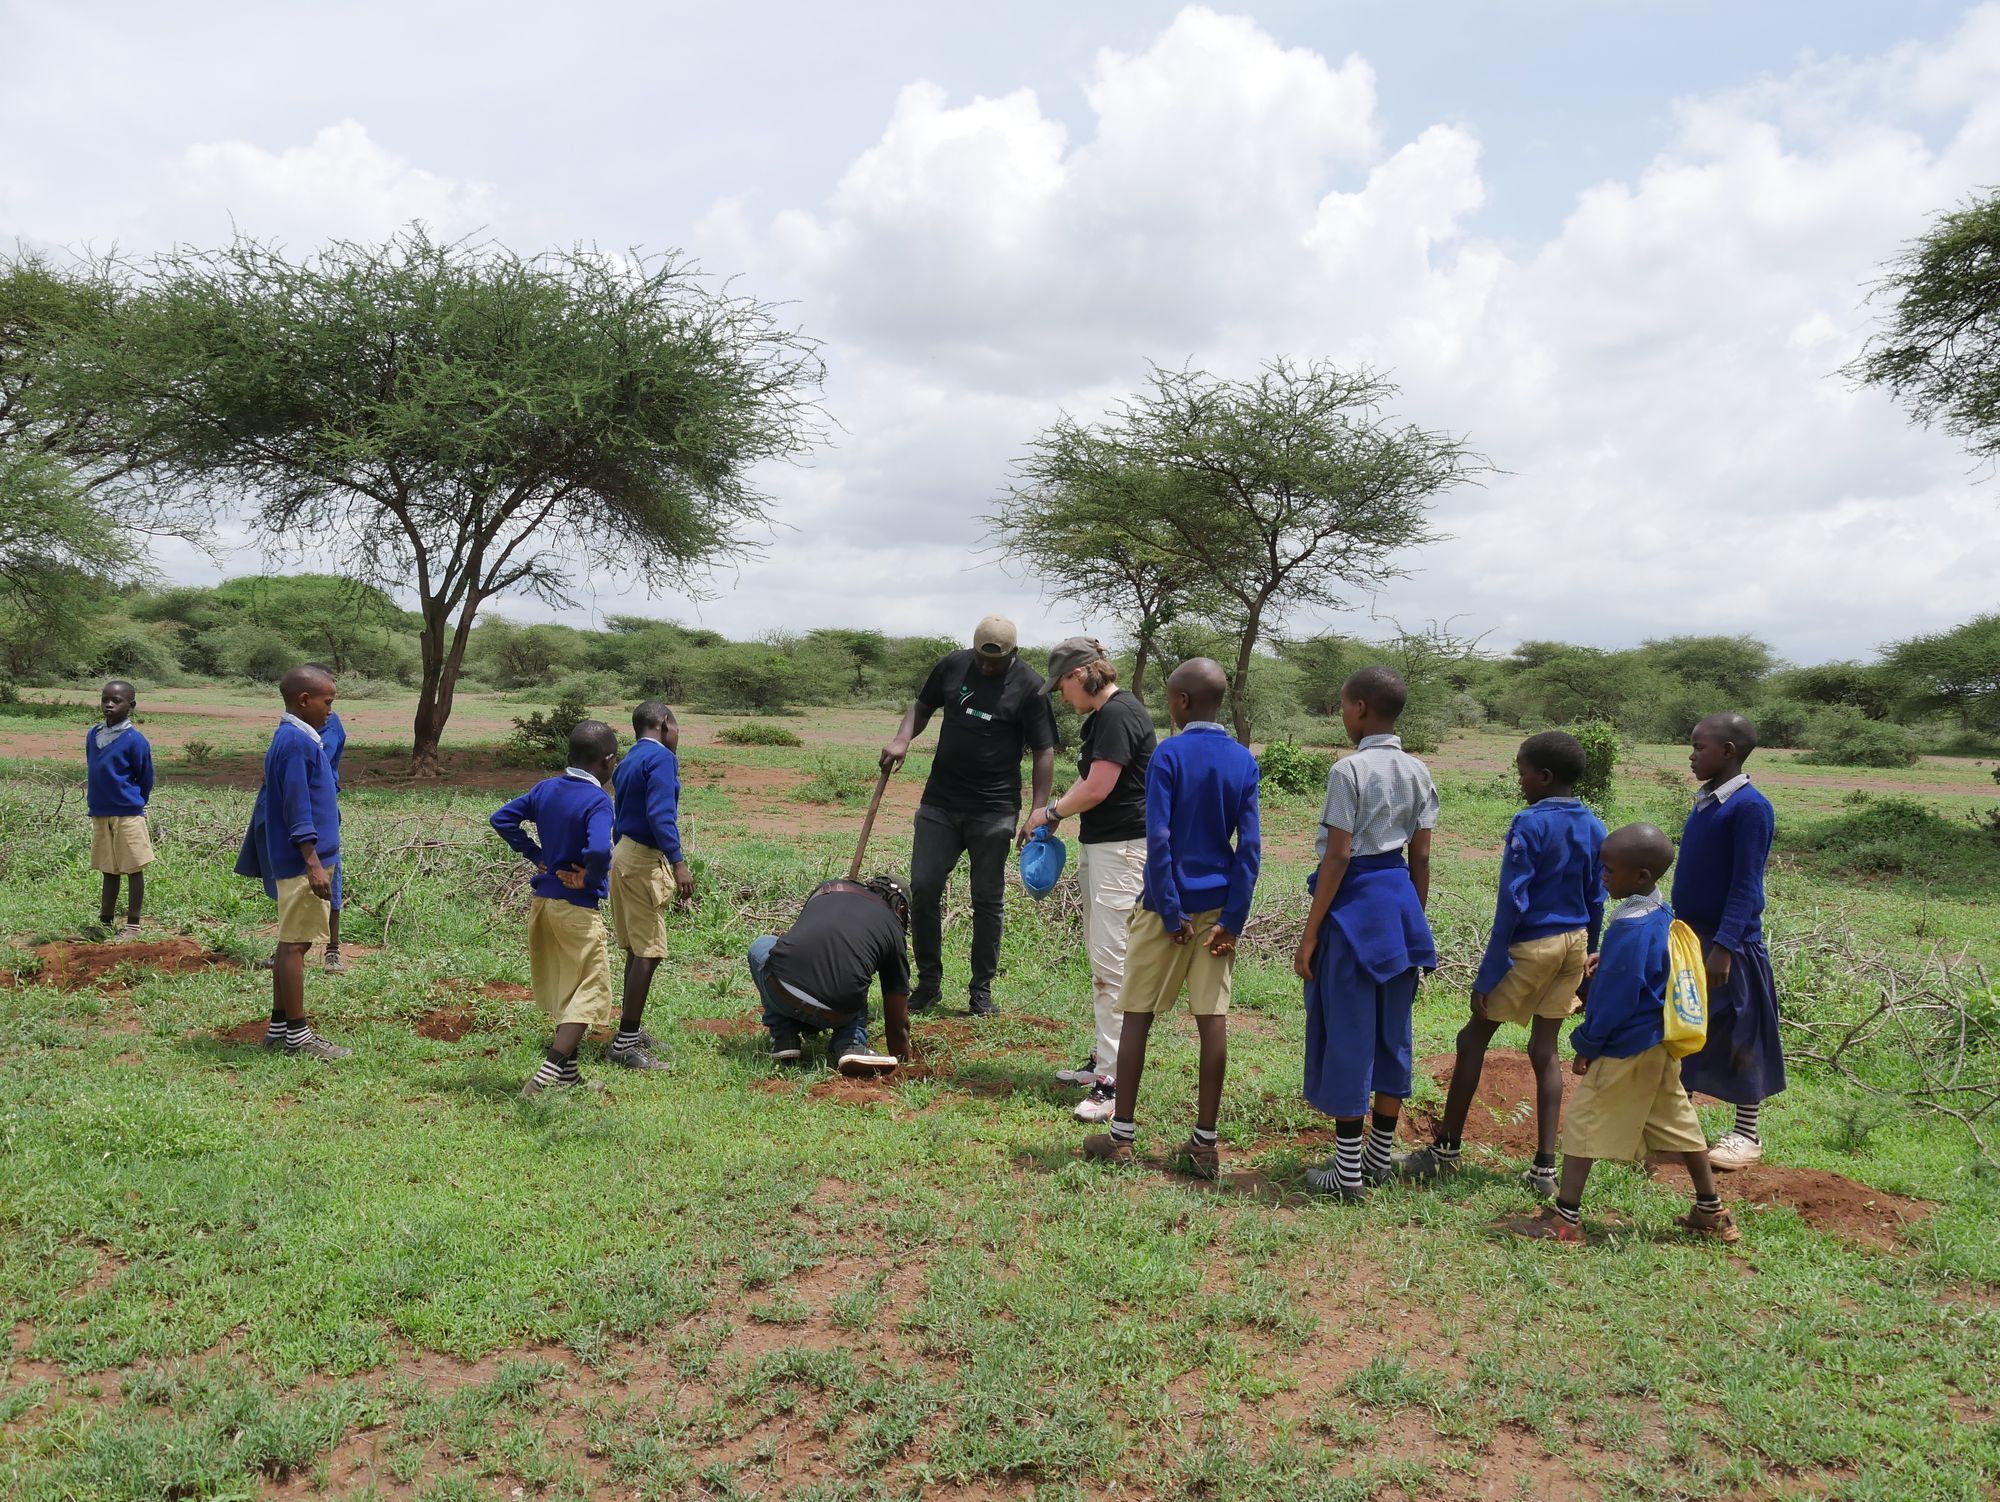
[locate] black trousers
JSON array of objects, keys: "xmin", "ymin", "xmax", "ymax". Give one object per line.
[{"xmin": 908, "ymin": 803, "xmax": 1014, "ymax": 995}]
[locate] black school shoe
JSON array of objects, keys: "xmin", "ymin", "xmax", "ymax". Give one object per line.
[
  {"xmin": 907, "ymin": 980, "xmax": 941, "ymax": 1015},
  {"xmin": 968, "ymin": 990, "xmax": 998, "ymax": 1017}
]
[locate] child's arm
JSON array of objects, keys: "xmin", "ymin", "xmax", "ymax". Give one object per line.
[
  {"xmin": 1586, "ymin": 846, "xmax": 1606, "ymax": 955},
  {"xmin": 489, "ymin": 792, "xmax": 543, "ymax": 867},
  {"xmin": 1219, "ymin": 775, "xmax": 1261, "ymax": 950},
  {"xmin": 1710, "ymin": 801, "xmax": 1774, "ymax": 979},
  {"xmin": 1294, "ymin": 827, "xmax": 1353, "ymax": 981},
  {"xmin": 577, "ymin": 798, "xmax": 614, "ymax": 889},
  {"xmin": 138, "ymin": 737, "xmax": 155, "ymax": 803},
  {"xmin": 1472, "ymin": 819, "xmax": 1531, "ymax": 995},
  {"xmin": 1142, "ymin": 756, "xmax": 1186, "ymax": 939},
  {"xmin": 1408, "ymin": 828, "xmax": 1433, "ymax": 910},
  {"xmin": 652, "ymin": 753, "xmax": 694, "ymax": 901}
]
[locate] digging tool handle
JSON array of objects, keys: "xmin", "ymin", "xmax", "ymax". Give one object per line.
[{"xmin": 848, "ymin": 767, "xmax": 892, "ymax": 881}]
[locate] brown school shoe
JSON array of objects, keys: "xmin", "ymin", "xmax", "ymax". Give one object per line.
[
  {"xmin": 1081, "ymin": 1133, "xmax": 1133, "ymax": 1165},
  {"xmin": 1509, "ymin": 1206, "xmax": 1585, "ymax": 1246},
  {"xmin": 1675, "ymin": 1203, "xmax": 1742, "ymax": 1244},
  {"xmin": 1172, "ymin": 1136, "xmax": 1220, "ymax": 1181}
]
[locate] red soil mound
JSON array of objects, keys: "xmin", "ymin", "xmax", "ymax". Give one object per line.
[
  {"xmin": 1408, "ymin": 1050, "xmax": 1932, "ymax": 1251},
  {"xmin": 23, "ymin": 938, "xmax": 233, "ymax": 991},
  {"xmin": 415, "ymin": 1006, "xmax": 477, "ymax": 1041}
]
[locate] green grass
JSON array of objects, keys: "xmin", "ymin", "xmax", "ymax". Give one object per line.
[{"xmin": 1, "ymin": 718, "xmax": 1998, "ymax": 1499}]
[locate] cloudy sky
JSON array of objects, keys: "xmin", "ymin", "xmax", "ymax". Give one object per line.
[{"xmin": 5, "ymin": 0, "xmax": 1998, "ymax": 663}]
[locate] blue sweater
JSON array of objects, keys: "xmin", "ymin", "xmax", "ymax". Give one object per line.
[
  {"xmin": 491, "ymin": 773, "xmax": 613, "ymax": 907},
  {"xmin": 1571, "ymin": 898, "xmax": 1673, "ymax": 1060},
  {"xmin": 1140, "ymin": 724, "xmax": 1261, "ymax": 936},
  {"xmin": 1671, "ymin": 782, "xmax": 1773, "ymax": 953},
  {"xmin": 612, "ymin": 737, "xmax": 682, "ymax": 861},
  {"xmin": 1474, "ymin": 796, "xmax": 1608, "ymax": 992},
  {"xmin": 85, "ymin": 724, "xmax": 154, "ymax": 816},
  {"xmin": 322, "ymin": 711, "xmax": 345, "ymax": 785},
  {"xmin": 259, "ymin": 721, "xmax": 340, "ymax": 879}
]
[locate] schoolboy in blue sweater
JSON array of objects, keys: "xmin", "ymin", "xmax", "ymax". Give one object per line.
[
  {"xmin": 606, "ymin": 701, "xmax": 694, "ymax": 1072},
  {"xmin": 1399, "ymin": 732, "xmax": 1606, "ymax": 1196},
  {"xmin": 86, "ymin": 679, "xmax": 155, "ymax": 941},
  {"xmin": 1517, "ymin": 823, "xmax": 1738, "ymax": 1245},
  {"xmin": 254, "ymin": 665, "xmax": 349, "ymax": 1060},
  {"xmin": 244, "ymin": 687, "xmax": 348, "ymax": 973},
  {"xmin": 491, "ymin": 720, "xmax": 619, "ymax": 1098},
  {"xmin": 1673, "ymin": 712, "xmax": 1784, "ymax": 1170},
  {"xmin": 1081, "ymin": 659, "xmax": 1260, "ymax": 1180},
  {"xmin": 1294, "ymin": 666, "xmax": 1438, "ymax": 1201}
]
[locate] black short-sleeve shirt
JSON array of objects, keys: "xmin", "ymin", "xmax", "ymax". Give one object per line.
[
  {"xmin": 770, "ymin": 884, "xmax": 911, "ymax": 1013},
  {"xmin": 916, "ymin": 650, "xmax": 1057, "ymax": 816},
  {"xmin": 1077, "ymin": 689, "xmax": 1156, "ymax": 844}
]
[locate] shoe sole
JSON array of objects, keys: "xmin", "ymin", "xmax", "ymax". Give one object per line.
[{"xmin": 837, "ymin": 1055, "xmax": 898, "ymax": 1077}]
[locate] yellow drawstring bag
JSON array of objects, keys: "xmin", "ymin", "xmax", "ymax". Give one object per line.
[{"xmin": 1664, "ymin": 918, "xmax": 1709, "ymax": 1059}]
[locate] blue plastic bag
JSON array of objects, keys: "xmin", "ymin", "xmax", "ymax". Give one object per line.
[{"xmin": 1018, "ymin": 826, "xmax": 1066, "ymax": 899}]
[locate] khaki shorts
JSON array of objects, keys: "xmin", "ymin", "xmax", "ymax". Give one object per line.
[
  {"xmin": 1562, "ymin": 1042, "xmax": 1708, "ymax": 1162},
  {"xmin": 275, "ymin": 873, "xmax": 331, "ymax": 945},
  {"xmin": 1115, "ymin": 907, "xmax": 1234, "ymax": 1017},
  {"xmin": 528, "ymin": 896, "xmax": 616, "ymax": 1029},
  {"xmin": 608, "ymin": 838, "xmax": 672, "ymax": 958},
  {"xmin": 90, "ymin": 815, "xmax": 155, "ymax": 875},
  {"xmin": 1481, "ymin": 930, "xmax": 1587, "ymax": 1025}
]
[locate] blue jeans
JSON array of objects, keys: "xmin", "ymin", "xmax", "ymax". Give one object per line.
[{"xmin": 747, "ymin": 935, "xmax": 870, "ymax": 1057}]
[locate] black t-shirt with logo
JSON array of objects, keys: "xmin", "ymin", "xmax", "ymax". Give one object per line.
[
  {"xmin": 1077, "ymin": 689, "xmax": 1156, "ymax": 844},
  {"xmin": 770, "ymin": 883, "xmax": 911, "ymax": 1014},
  {"xmin": 917, "ymin": 650, "xmax": 1057, "ymax": 816}
]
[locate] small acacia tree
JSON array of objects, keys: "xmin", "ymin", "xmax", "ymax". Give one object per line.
[
  {"xmin": 48, "ymin": 227, "xmax": 824, "ymax": 773},
  {"xmin": 1016, "ymin": 361, "xmax": 1481, "ymax": 741},
  {"xmin": 1847, "ymin": 190, "xmax": 2000, "ymax": 468}
]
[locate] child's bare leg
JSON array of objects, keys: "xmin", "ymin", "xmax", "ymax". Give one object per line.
[
  {"xmin": 1682, "ymin": 1149, "xmax": 1720, "ymax": 1202},
  {"xmin": 1371, "ymin": 1092, "xmax": 1401, "ymax": 1123},
  {"xmin": 99, "ymin": 874, "xmax": 119, "ymax": 927},
  {"xmin": 551, "ymin": 1021, "xmax": 587, "ymax": 1057},
  {"xmin": 1436, "ymin": 1011, "xmax": 1500, "ymax": 1142},
  {"xmin": 326, "ymin": 907, "xmax": 340, "ymax": 951},
  {"xmin": 1111, "ymin": 1012, "xmax": 1152, "ymax": 1124},
  {"xmin": 124, "ymin": 871, "xmax": 144, "ymax": 926},
  {"xmin": 1559, "ymin": 1155, "xmax": 1592, "ymax": 1205},
  {"xmin": 1527, "ymin": 1016, "xmax": 1565, "ymax": 1159},
  {"xmin": 620, "ymin": 953, "xmax": 660, "ymax": 1029},
  {"xmin": 274, "ymin": 941, "xmax": 308, "ymax": 1021},
  {"xmin": 1192, "ymin": 1014, "xmax": 1226, "ymax": 1134}
]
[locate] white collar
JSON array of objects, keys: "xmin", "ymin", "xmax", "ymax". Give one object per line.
[
  {"xmin": 1611, "ymin": 892, "xmax": 1664, "ymax": 920},
  {"xmin": 1180, "ymin": 720, "xmax": 1229, "ymax": 734},
  {"xmin": 280, "ymin": 711, "xmax": 322, "ymax": 746},
  {"xmin": 97, "ymin": 719, "xmax": 134, "ymax": 743},
  {"xmin": 1700, "ymin": 772, "xmax": 1750, "ymax": 805},
  {"xmin": 563, "ymin": 766, "xmax": 603, "ymax": 785},
  {"xmin": 1355, "ymin": 733, "xmax": 1403, "ymax": 752}
]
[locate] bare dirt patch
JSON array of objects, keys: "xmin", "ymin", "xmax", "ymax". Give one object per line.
[
  {"xmin": 684, "ymin": 1014, "xmax": 760, "ymax": 1038},
  {"xmin": 16, "ymin": 937, "xmax": 235, "ymax": 991},
  {"xmin": 414, "ymin": 1005, "xmax": 477, "ymax": 1041},
  {"xmin": 215, "ymin": 1017, "xmax": 277, "ymax": 1045},
  {"xmin": 1407, "ymin": 1050, "xmax": 1934, "ymax": 1250}
]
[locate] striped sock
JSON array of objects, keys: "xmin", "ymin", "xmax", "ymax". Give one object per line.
[
  {"xmin": 1694, "ymin": 1192, "xmax": 1723, "ymax": 1214},
  {"xmin": 267, "ymin": 1006, "xmax": 287, "ymax": 1044},
  {"xmin": 1110, "ymin": 1117, "xmax": 1136, "ymax": 1144},
  {"xmin": 612, "ymin": 1028, "xmax": 643, "ymax": 1053},
  {"xmin": 1191, "ymin": 1125, "xmax": 1218, "ymax": 1147},
  {"xmin": 1553, "ymin": 1198, "xmax": 1582, "ymax": 1227},
  {"xmin": 1334, "ymin": 1122, "xmax": 1365, "ymax": 1193},
  {"xmin": 283, "ymin": 1018, "xmax": 312, "ymax": 1049},
  {"xmin": 529, "ymin": 1056, "xmax": 566, "ymax": 1090},
  {"xmin": 1363, "ymin": 1112, "xmax": 1397, "ymax": 1181},
  {"xmin": 1430, "ymin": 1136, "xmax": 1463, "ymax": 1165},
  {"xmin": 1733, "ymin": 1104, "xmax": 1761, "ymax": 1143}
]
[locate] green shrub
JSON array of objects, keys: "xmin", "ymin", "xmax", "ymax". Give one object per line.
[
  {"xmin": 1749, "ymin": 697, "xmax": 1815, "ymax": 750},
  {"xmin": 1798, "ymin": 707, "xmax": 1919, "ymax": 768},
  {"xmin": 505, "ymin": 669, "xmax": 623, "ymax": 707},
  {"xmin": 792, "ymin": 753, "xmax": 874, "ymax": 805},
  {"xmin": 1794, "ymin": 795, "xmax": 1995, "ymax": 883},
  {"xmin": 182, "ymin": 739, "xmax": 215, "ymax": 766},
  {"xmin": 1570, "ymin": 721, "xmax": 1619, "ymax": 808},
  {"xmin": 501, "ymin": 693, "xmax": 596, "ymax": 769},
  {"xmin": 691, "ymin": 644, "xmax": 803, "ymax": 713},
  {"xmin": 1258, "ymin": 741, "xmax": 1333, "ymax": 796},
  {"xmin": 719, "ymin": 722, "xmax": 804, "ymax": 748}
]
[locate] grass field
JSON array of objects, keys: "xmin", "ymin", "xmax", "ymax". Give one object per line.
[{"xmin": 2, "ymin": 685, "xmax": 1998, "ymax": 1501}]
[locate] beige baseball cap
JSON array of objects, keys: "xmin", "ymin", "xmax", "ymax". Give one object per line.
[{"xmin": 972, "ymin": 615, "xmax": 1018, "ymax": 657}]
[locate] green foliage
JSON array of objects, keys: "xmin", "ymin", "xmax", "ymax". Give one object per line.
[
  {"xmin": 1257, "ymin": 740, "xmax": 1333, "ymax": 796},
  {"xmin": 1772, "ymin": 661, "xmax": 1896, "ymax": 720},
  {"xmin": 1749, "ymin": 696, "xmax": 1816, "ymax": 750},
  {"xmin": 1570, "ymin": 721, "xmax": 1619, "ymax": 808},
  {"xmin": 502, "ymin": 692, "xmax": 595, "ymax": 769},
  {"xmin": 1881, "ymin": 612, "xmax": 2000, "ymax": 731},
  {"xmin": 1793, "ymin": 794, "xmax": 1997, "ymax": 886},
  {"xmin": 791, "ymin": 753, "xmax": 876, "ymax": 805},
  {"xmin": 718, "ymin": 722, "xmax": 804, "ymax": 747},
  {"xmin": 182, "ymin": 739, "xmax": 214, "ymax": 767},
  {"xmin": 1798, "ymin": 707, "xmax": 1920, "ymax": 769}
]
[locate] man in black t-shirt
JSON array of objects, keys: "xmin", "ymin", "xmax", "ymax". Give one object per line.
[
  {"xmin": 881, "ymin": 615, "xmax": 1056, "ymax": 1016},
  {"xmin": 747, "ymin": 875, "xmax": 912, "ymax": 1074}
]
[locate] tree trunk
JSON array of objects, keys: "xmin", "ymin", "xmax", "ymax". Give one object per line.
[
  {"xmin": 1131, "ymin": 634, "xmax": 1151, "ymax": 704},
  {"xmin": 408, "ymin": 598, "xmax": 480, "ymax": 777},
  {"xmin": 1230, "ymin": 602, "xmax": 1265, "ymax": 746}
]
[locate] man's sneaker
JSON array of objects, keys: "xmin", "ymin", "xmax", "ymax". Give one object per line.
[
  {"xmin": 836, "ymin": 1050, "xmax": 899, "ymax": 1078},
  {"xmin": 768, "ymin": 1030, "xmax": 803, "ymax": 1064},
  {"xmin": 1073, "ymin": 1080, "xmax": 1117, "ymax": 1123},
  {"xmin": 968, "ymin": 991, "xmax": 998, "ymax": 1017},
  {"xmin": 1676, "ymin": 1204, "xmax": 1742, "ymax": 1243},
  {"xmin": 907, "ymin": 981, "xmax": 941, "ymax": 1015},
  {"xmin": 1523, "ymin": 1162, "xmax": 1560, "ymax": 1200},
  {"xmin": 322, "ymin": 951, "xmax": 348, "ymax": 974},
  {"xmin": 1173, "ymin": 1136, "xmax": 1220, "ymax": 1181},
  {"xmin": 1392, "ymin": 1144, "xmax": 1462, "ymax": 1182},
  {"xmin": 1055, "ymin": 1056, "xmax": 1099, "ymax": 1086},
  {"xmin": 1081, "ymin": 1133, "xmax": 1133, "ymax": 1164},
  {"xmin": 1511, "ymin": 1206, "xmax": 1585, "ymax": 1245},
  {"xmin": 1706, "ymin": 1132, "xmax": 1763, "ymax": 1171},
  {"xmin": 607, "ymin": 1039, "xmax": 671, "ymax": 1071},
  {"xmin": 286, "ymin": 1034, "xmax": 352, "ymax": 1061},
  {"xmin": 1302, "ymin": 1162, "xmax": 1366, "ymax": 1203}
]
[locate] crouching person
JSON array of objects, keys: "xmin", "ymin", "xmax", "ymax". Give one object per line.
[{"xmin": 749, "ymin": 876, "xmax": 912, "ymax": 1076}]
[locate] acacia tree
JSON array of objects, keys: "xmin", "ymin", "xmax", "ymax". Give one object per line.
[
  {"xmin": 1883, "ymin": 613, "xmax": 2000, "ymax": 730},
  {"xmin": 1848, "ymin": 190, "xmax": 2000, "ymax": 467},
  {"xmin": 987, "ymin": 436, "xmax": 1212, "ymax": 700},
  {"xmin": 48, "ymin": 227, "xmax": 824, "ymax": 773},
  {"xmin": 1018, "ymin": 361, "xmax": 1481, "ymax": 741}
]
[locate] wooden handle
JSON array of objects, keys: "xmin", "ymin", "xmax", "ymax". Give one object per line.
[{"xmin": 847, "ymin": 767, "xmax": 892, "ymax": 881}]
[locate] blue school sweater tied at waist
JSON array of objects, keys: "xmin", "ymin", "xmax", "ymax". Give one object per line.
[{"xmin": 1309, "ymin": 852, "xmax": 1436, "ymax": 983}]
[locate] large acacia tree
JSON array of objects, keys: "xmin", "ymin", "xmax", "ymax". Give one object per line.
[
  {"xmin": 48, "ymin": 227, "xmax": 824, "ymax": 772},
  {"xmin": 1014, "ymin": 361, "xmax": 1481, "ymax": 741}
]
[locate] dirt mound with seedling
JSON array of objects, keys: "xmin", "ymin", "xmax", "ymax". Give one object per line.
[
  {"xmin": 415, "ymin": 1005, "xmax": 479, "ymax": 1041},
  {"xmin": 1409, "ymin": 1050, "xmax": 1932, "ymax": 1250},
  {"xmin": 19, "ymin": 937, "xmax": 234, "ymax": 991}
]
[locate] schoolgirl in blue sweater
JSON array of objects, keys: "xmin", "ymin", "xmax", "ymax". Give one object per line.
[
  {"xmin": 1672, "ymin": 712, "xmax": 1784, "ymax": 1170},
  {"xmin": 85, "ymin": 679, "xmax": 155, "ymax": 939}
]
